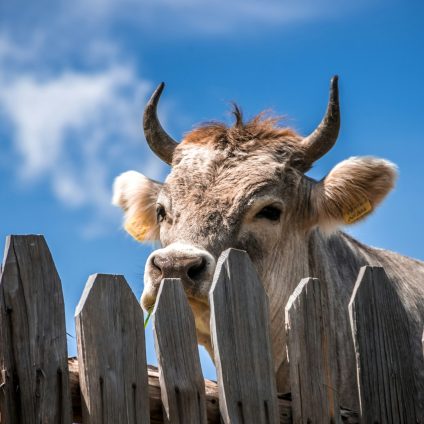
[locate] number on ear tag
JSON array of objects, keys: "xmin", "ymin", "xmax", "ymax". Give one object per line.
[
  {"xmin": 343, "ymin": 200, "xmax": 373, "ymax": 224},
  {"xmin": 124, "ymin": 216, "xmax": 149, "ymax": 241}
]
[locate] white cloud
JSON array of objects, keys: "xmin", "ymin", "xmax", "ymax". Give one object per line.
[
  {"xmin": 69, "ymin": 0, "xmax": 373, "ymax": 35},
  {"xmin": 2, "ymin": 0, "xmax": 373, "ymax": 40},
  {"xmin": 0, "ymin": 38, "xmax": 169, "ymax": 237},
  {"xmin": 0, "ymin": 0, "xmax": 375, "ymax": 238},
  {"xmin": 0, "ymin": 67, "xmax": 134, "ymax": 177}
]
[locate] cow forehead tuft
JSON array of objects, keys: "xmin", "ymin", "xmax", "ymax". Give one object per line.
[
  {"xmin": 179, "ymin": 111, "xmax": 301, "ymax": 151},
  {"xmin": 169, "ymin": 112, "xmax": 309, "ymax": 174}
]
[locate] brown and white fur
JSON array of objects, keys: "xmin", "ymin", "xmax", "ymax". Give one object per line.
[{"xmin": 113, "ymin": 103, "xmax": 424, "ymax": 412}]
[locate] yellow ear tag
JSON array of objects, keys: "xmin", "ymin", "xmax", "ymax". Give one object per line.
[
  {"xmin": 343, "ymin": 200, "xmax": 373, "ymax": 224},
  {"xmin": 124, "ymin": 216, "xmax": 149, "ymax": 241}
]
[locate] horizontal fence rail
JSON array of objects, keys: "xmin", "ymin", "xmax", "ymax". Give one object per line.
[{"xmin": 0, "ymin": 235, "xmax": 423, "ymax": 423}]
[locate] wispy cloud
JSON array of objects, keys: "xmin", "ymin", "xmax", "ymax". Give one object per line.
[
  {"xmin": 1, "ymin": 0, "xmax": 375, "ymax": 41},
  {"xmin": 68, "ymin": 0, "xmax": 373, "ymax": 36},
  {"xmin": 0, "ymin": 37, "xmax": 168, "ymax": 237},
  {"xmin": 0, "ymin": 0, "xmax": 377, "ymax": 239}
]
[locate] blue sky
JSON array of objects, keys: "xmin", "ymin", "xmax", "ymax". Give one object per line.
[{"xmin": 1, "ymin": 0, "xmax": 423, "ymax": 379}]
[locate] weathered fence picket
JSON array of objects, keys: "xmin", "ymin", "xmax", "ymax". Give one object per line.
[
  {"xmin": 3, "ymin": 234, "xmax": 423, "ymax": 423},
  {"xmin": 153, "ymin": 278, "xmax": 207, "ymax": 424},
  {"xmin": 75, "ymin": 273, "xmax": 150, "ymax": 424},
  {"xmin": 66, "ymin": 357, "xmax": 240, "ymax": 424},
  {"xmin": 285, "ymin": 277, "xmax": 341, "ymax": 424},
  {"xmin": 349, "ymin": 266, "xmax": 422, "ymax": 423},
  {"xmin": 0, "ymin": 235, "xmax": 72, "ymax": 424},
  {"xmin": 209, "ymin": 248, "xmax": 280, "ymax": 424}
]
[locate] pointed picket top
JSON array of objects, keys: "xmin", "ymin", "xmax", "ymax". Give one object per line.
[
  {"xmin": 349, "ymin": 266, "xmax": 422, "ymax": 422},
  {"xmin": 285, "ymin": 277, "xmax": 341, "ymax": 424},
  {"xmin": 153, "ymin": 278, "xmax": 207, "ymax": 424},
  {"xmin": 209, "ymin": 248, "xmax": 279, "ymax": 424},
  {"xmin": 0, "ymin": 235, "xmax": 72, "ymax": 424},
  {"xmin": 75, "ymin": 273, "xmax": 150, "ymax": 424}
]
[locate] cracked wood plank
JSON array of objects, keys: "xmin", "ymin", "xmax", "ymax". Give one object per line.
[
  {"xmin": 75, "ymin": 273, "xmax": 149, "ymax": 424},
  {"xmin": 349, "ymin": 266, "xmax": 422, "ymax": 423},
  {"xmin": 0, "ymin": 235, "xmax": 72, "ymax": 424},
  {"xmin": 285, "ymin": 277, "xmax": 341, "ymax": 424},
  {"xmin": 153, "ymin": 278, "xmax": 207, "ymax": 424},
  {"xmin": 67, "ymin": 357, "xmax": 359, "ymax": 423},
  {"xmin": 209, "ymin": 248, "xmax": 279, "ymax": 424}
]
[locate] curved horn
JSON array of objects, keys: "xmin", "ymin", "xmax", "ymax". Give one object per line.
[
  {"xmin": 143, "ymin": 82, "xmax": 178, "ymax": 165},
  {"xmin": 301, "ymin": 76, "xmax": 340, "ymax": 164}
]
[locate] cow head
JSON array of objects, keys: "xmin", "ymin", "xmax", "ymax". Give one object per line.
[{"xmin": 112, "ymin": 77, "xmax": 396, "ymax": 354}]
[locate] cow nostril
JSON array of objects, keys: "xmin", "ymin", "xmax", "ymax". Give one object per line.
[
  {"xmin": 152, "ymin": 255, "xmax": 169, "ymax": 276},
  {"xmin": 152, "ymin": 256, "xmax": 162, "ymax": 272},
  {"xmin": 187, "ymin": 257, "xmax": 207, "ymax": 281},
  {"xmin": 151, "ymin": 253, "xmax": 208, "ymax": 282}
]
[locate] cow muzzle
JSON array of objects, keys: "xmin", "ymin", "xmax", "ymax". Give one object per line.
[{"xmin": 141, "ymin": 243, "xmax": 216, "ymax": 310}]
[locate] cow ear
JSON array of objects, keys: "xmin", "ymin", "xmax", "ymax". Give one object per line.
[
  {"xmin": 311, "ymin": 157, "xmax": 397, "ymax": 231},
  {"xmin": 112, "ymin": 171, "xmax": 162, "ymax": 241}
]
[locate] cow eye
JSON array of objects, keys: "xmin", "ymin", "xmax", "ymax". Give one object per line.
[
  {"xmin": 255, "ymin": 205, "xmax": 281, "ymax": 221},
  {"xmin": 156, "ymin": 205, "xmax": 166, "ymax": 223}
]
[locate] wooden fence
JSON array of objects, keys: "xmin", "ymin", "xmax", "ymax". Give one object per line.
[{"xmin": 0, "ymin": 235, "xmax": 422, "ymax": 423}]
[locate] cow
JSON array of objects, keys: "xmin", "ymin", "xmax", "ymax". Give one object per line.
[{"xmin": 112, "ymin": 77, "xmax": 424, "ymax": 412}]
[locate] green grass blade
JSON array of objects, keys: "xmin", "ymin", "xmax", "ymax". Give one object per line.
[{"xmin": 144, "ymin": 307, "xmax": 153, "ymax": 329}]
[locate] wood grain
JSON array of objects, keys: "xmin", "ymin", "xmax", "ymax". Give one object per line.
[
  {"xmin": 285, "ymin": 277, "xmax": 341, "ymax": 424},
  {"xmin": 75, "ymin": 273, "xmax": 150, "ymax": 423},
  {"xmin": 209, "ymin": 248, "xmax": 279, "ymax": 424},
  {"xmin": 153, "ymin": 278, "xmax": 207, "ymax": 423},
  {"xmin": 0, "ymin": 235, "xmax": 72, "ymax": 424},
  {"xmin": 68, "ymin": 358, "xmax": 332, "ymax": 423},
  {"xmin": 349, "ymin": 266, "xmax": 421, "ymax": 422},
  {"xmin": 0, "ymin": 235, "xmax": 363, "ymax": 424}
]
